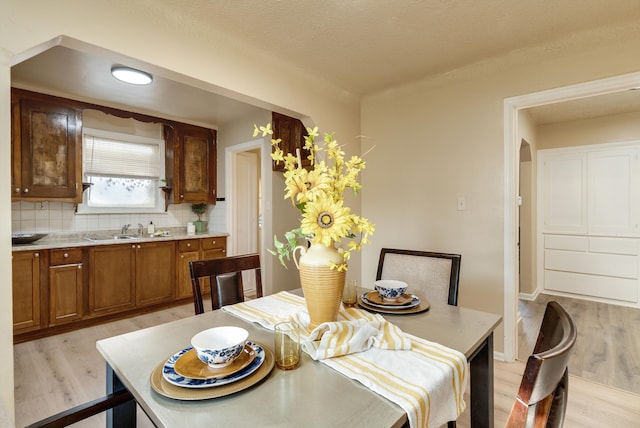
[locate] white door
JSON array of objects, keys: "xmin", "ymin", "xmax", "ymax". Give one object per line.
[{"xmin": 234, "ymin": 151, "xmax": 259, "ymax": 294}]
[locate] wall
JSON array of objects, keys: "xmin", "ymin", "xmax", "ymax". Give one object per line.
[
  {"xmin": 537, "ymin": 110, "xmax": 640, "ymax": 149},
  {"xmin": 1, "ymin": 0, "xmax": 360, "ymax": 422},
  {"xmin": 361, "ymin": 31, "xmax": 640, "ymax": 355},
  {"xmin": 518, "ymin": 109, "xmax": 538, "ymax": 296}
]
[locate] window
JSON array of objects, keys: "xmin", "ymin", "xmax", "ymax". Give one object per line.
[{"xmin": 78, "ymin": 128, "xmax": 165, "ymax": 214}]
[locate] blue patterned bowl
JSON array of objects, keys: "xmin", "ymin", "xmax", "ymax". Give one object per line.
[
  {"xmin": 191, "ymin": 326, "xmax": 249, "ymax": 367},
  {"xmin": 374, "ymin": 280, "xmax": 408, "ymax": 302}
]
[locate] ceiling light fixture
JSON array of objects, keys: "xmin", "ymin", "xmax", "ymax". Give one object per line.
[{"xmin": 110, "ymin": 66, "xmax": 153, "ymax": 85}]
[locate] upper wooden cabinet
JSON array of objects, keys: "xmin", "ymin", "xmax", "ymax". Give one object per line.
[
  {"xmin": 165, "ymin": 123, "xmax": 217, "ymax": 204},
  {"xmin": 271, "ymin": 112, "xmax": 310, "ymax": 171},
  {"xmin": 11, "ymin": 89, "xmax": 82, "ymax": 202}
]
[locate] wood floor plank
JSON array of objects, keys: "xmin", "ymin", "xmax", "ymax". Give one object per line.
[{"xmin": 518, "ymin": 293, "xmax": 640, "ymax": 395}]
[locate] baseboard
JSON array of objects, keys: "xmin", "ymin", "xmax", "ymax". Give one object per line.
[{"xmin": 518, "ymin": 289, "xmax": 540, "ymax": 301}]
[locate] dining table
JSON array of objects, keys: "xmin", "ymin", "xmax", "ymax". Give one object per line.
[{"xmin": 96, "ymin": 288, "xmax": 502, "ymax": 428}]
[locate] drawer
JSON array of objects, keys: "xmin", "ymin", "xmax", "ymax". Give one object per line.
[
  {"xmin": 201, "ymin": 237, "xmax": 226, "ymax": 250},
  {"xmin": 49, "ymin": 248, "xmax": 83, "ymax": 265},
  {"xmin": 177, "ymin": 239, "xmax": 200, "ymax": 252}
]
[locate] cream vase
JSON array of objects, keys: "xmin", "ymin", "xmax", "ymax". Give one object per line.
[{"xmin": 293, "ymin": 242, "xmax": 346, "ymax": 329}]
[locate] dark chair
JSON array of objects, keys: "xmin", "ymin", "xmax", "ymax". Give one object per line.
[
  {"xmin": 376, "ymin": 248, "xmax": 462, "ymax": 306},
  {"xmin": 506, "ymin": 301, "xmax": 577, "ymax": 428},
  {"xmin": 189, "ymin": 253, "xmax": 263, "ymax": 314},
  {"xmin": 25, "ymin": 390, "xmax": 133, "ymax": 428}
]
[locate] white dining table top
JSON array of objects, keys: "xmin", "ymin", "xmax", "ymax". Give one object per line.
[{"xmin": 96, "ymin": 289, "xmax": 502, "ymax": 428}]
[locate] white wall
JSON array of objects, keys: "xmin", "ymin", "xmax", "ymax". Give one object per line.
[
  {"xmin": 1, "ymin": 0, "xmax": 360, "ymax": 421},
  {"xmin": 518, "ymin": 110, "xmax": 538, "ymax": 296},
  {"xmin": 361, "ymin": 34, "xmax": 640, "ymax": 354},
  {"xmin": 538, "ymin": 110, "xmax": 640, "ymax": 149}
]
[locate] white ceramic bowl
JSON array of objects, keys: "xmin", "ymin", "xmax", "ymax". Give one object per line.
[
  {"xmin": 374, "ymin": 279, "xmax": 408, "ymax": 302},
  {"xmin": 191, "ymin": 326, "xmax": 249, "ymax": 367}
]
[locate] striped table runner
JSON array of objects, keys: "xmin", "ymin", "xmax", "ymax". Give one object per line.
[{"xmin": 223, "ymin": 291, "xmax": 467, "ymax": 427}]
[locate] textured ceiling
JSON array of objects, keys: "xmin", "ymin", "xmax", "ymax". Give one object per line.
[
  {"xmin": 150, "ymin": 0, "xmax": 640, "ymax": 95},
  {"xmin": 11, "ymin": 1, "xmax": 640, "ymax": 127}
]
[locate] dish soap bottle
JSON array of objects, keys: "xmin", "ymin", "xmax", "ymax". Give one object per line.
[{"xmin": 147, "ymin": 221, "xmax": 155, "ymax": 235}]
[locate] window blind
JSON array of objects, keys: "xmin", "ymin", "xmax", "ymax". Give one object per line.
[{"xmin": 83, "ymin": 134, "xmax": 160, "ymax": 179}]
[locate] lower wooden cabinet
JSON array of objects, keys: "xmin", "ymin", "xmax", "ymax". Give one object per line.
[
  {"xmin": 12, "ymin": 251, "xmax": 41, "ymax": 333},
  {"xmin": 176, "ymin": 239, "xmax": 201, "ymax": 299},
  {"xmin": 201, "ymin": 237, "xmax": 226, "ymax": 259},
  {"xmin": 12, "ymin": 235, "xmax": 226, "ymax": 341},
  {"xmin": 176, "ymin": 237, "xmax": 227, "ymax": 299},
  {"xmin": 48, "ymin": 248, "xmax": 83, "ymax": 326},
  {"xmin": 88, "ymin": 244, "xmax": 135, "ymax": 316},
  {"xmin": 135, "ymin": 241, "xmax": 175, "ymax": 306}
]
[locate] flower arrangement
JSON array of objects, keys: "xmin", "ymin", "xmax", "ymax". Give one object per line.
[{"xmin": 254, "ymin": 123, "xmax": 375, "ymax": 271}]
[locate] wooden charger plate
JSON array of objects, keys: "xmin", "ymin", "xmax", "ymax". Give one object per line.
[
  {"xmin": 357, "ymin": 293, "xmax": 430, "ymax": 315},
  {"xmin": 150, "ymin": 343, "xmax": 274, "ymax": 400}
]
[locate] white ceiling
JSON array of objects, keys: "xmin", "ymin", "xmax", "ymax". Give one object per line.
[{"xmin": 11, "ymin": 0, "xmax": 640, "ymax": 127}]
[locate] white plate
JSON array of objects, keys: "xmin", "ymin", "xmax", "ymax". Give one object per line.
[
  {"xmin": 162, "ymin": 341, "xmax": 264, "ymax": 388},
  {"xmin": 362, "ymin": 291, "xmax": 421, "ymax": 310}
]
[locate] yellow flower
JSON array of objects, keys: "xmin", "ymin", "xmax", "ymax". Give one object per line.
[
  {"xmin": 301, "ymin": 196, "xmax": 352, "ymax": 247},
  {"xmin": 258, "ymin": 121, "xmax": 375, "ymax": 271}
]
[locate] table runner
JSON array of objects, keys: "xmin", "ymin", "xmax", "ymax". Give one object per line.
[{"xmin": 223, "ymin": 291, "xmax": 467, "ymax": 428}]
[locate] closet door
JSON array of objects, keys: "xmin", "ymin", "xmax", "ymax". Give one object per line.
[
  {"xmin": 541, "ymin": 152, "xmax": 587, "ymax": 234},
  {"xmin": 588, "ymin": 148, "xmax": 640, "ymax": 236}
]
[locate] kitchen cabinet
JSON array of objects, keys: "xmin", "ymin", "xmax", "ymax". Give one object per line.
[
  {"xmin": 11, "ymin": 89, "xmax": 82, "ymax": 202},
  {"xmin": 176, "ymin": 237, "xmax": 227, "ymax": 299},
  {"xmin": 201, "ymin": 236, "xmax": 227, "ymax": 259},
  {"xmin": 88, "ymin": 244, "xmax": 135, "ymax": 316},
  {"xmin": 271, "ymin": 112, "xmax": 310, "ymax": 172},
  {"xmin": 88, "ymin": 241, "xmax": 175, "ymax": 314},
  {"xmin": 166, "ymin": 123, "xmax": 217, "ymax": 204},
  {"xmin": 48, "ymin": 248, "xmax": 83, "ymax": 326},
  {"xmin": 135, "ymin": 241, "xmax": 175, "ymax": 306},
  {"xmin": 176, "ymin": 239, "xmax": 201, "ymax": 299},
  {"xmin": 12, "ymin": 251, "xmax": 42, "ymax": 333},
  {"xmin": 13, "ymin": 235, "xmax": 225, "ymax": 342}
]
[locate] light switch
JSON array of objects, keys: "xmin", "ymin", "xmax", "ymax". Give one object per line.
[{"xmin": 457, "ymin": 197, "xmax": 466, "ymax": 211}]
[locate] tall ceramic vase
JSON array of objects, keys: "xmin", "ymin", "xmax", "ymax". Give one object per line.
[{"xmin": 293, "ymin": 242, "xmax": 346, "ymax": 329}]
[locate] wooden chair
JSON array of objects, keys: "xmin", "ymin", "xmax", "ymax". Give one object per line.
[
  {"xmin": 189, "ymin": 253, "xmax": 263, "ymax": 314},
  {"xmin": 25, "ymin": 390, "xmax": 133, "ymax": 428},
  {"xmin": 376, "ymin": 248, "xmax": 462, "ymax": 306},
  {"xmin": 506, "ymin": 301, "xmax": 577, "ymax": 428}
]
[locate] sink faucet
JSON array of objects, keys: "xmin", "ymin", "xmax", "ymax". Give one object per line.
[
  {"xmin": 121, "ymin": 224, "xmax": 130, "ymax": 234},
  {"xmin": 136, "ymin": 223, "xmax": 144, "ymax": 236}
]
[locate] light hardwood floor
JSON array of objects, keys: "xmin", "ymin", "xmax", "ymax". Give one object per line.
[
  {"xmin": 518, "ymin": 293, "xmax": 640, "ymax": 395},
  {"xmin": 14, "ymin": 301, "xmax": 640, "ymax": 427}
]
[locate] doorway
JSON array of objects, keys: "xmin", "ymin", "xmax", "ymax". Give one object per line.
[
  {"xmin": 226, "ymin": 140, "xmax": 262, "ymax": 297},
  {"xmin": 503, "ymin": 70, "xmax": 640, "ymax": 361}
]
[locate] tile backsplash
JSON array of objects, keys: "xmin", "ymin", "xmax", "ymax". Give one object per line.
[{"xmin": 11, "ymin": 201, "xmax": 227, "ymax": 235}]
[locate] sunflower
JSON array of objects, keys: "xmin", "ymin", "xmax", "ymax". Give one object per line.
[{"xmin": 301, "ymin": 195, "xmax": 353, "ymax": 247}]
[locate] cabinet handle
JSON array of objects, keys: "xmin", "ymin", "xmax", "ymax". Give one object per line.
[
  {"xmin": 137, "ymin": 245, "xmax": 141, "ymax": 249},
  {"xmin": 63, "ymin": 253, "xmax": 69, "ymax": 258},
  {"xmin": 77, "ymin": 265, "xmax": 82, "ymax": 270},
  {"xmin": 132, "ymin": 245, "xmax": 136, "ymax": 249},
  {"xmin": 180, "ymin": 255, "xmax": 184, "ymax": 259},
  {"xmin": 222, "ymin": 249, "xmax": 225, "ymax": 253},
  {"xmin": 23, "ymin": 188, "xmax": 29, "ymax": 193},
  {"xmin": 34, "ymin": 253, "xmax": 39, "ymax": 258},
  {"xmin": 212, "ymin": 240, "xmax": 216, "ymax": 244},
  {"xmin": 180, "ymin": 194, "xmax": 184, "ymax": 199},
  {"xmin": 187, "ymin": 243, "xmax": 191, "ymax": 247},
  {"xmin": 14, "ymin": 188, "xmax": 20, "ymax": 193}
]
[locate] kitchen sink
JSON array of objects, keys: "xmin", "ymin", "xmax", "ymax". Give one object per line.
[{"xmin": 85, "ymin": 234, "xmax": 141, "ymax": 242}]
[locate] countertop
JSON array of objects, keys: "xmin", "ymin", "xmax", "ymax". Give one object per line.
[{"xmin": 11, "ymin": 228, "xmax": 229, "ymax": 252}]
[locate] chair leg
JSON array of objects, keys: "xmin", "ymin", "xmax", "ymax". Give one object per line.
[{"xmin": 448, "ymin": 420, "xmax": 457, "ymax": 428}]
